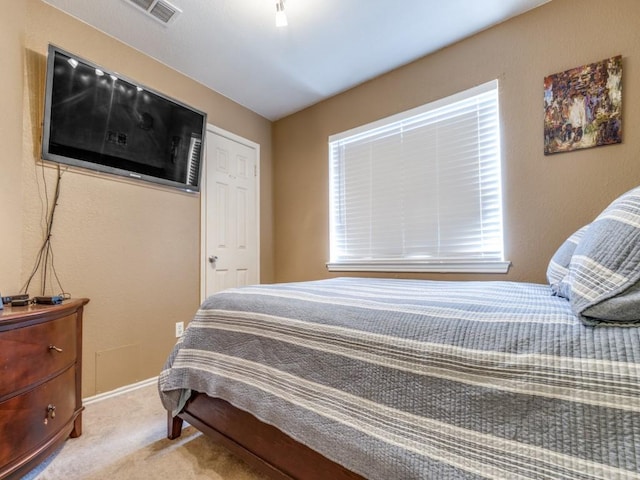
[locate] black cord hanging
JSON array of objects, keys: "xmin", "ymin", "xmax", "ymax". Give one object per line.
[{"xmin": 21, "ymin": 164, "xmax": 67, "ymax": 297}]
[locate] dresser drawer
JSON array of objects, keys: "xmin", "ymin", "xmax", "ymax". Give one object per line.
[
  {"xmin": 0, "ymin": 367, "xmax": 77, "ymax": 468},
  {"xmin": 0, "ymin": 314, "xmax": 77, "ymax": 400}
]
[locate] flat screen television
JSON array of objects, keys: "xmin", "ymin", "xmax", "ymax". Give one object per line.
[{"xmin": 41, "ymin": 44, "xmax": 206, "ymax": 192}]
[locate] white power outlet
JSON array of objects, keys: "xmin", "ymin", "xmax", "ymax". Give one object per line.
[{"xmin": 175, "ymin": 321, "xmax": 184, "ymax": 338}]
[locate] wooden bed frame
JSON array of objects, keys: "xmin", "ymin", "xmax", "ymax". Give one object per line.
[{"xmin": 167, "ymin": 391, "xmax": 365, "ymax": 480}]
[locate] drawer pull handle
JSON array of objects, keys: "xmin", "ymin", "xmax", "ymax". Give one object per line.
[
  {"xmin": 44, "ymin": 404, "xmax": 56, "ymax": 424},
  {"xmin": 44, "ymin": 404, "xmax": 56, "ymax": 425},
  {"xmin": 48, "ymin": 345, "xmax": 63, "ymax": 353}
]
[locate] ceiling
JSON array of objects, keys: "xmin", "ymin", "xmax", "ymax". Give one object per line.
[{"xmin": 42, "ymin": 0, "xmax": 550, "ymax": 121}]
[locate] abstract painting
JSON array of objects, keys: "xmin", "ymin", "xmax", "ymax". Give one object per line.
[{"xmin": 544, "ymin": 56, "xmax": 622, "ymax": 154}]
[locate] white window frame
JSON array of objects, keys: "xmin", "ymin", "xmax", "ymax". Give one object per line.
[{"xmin": 327, "ymin": 80, "xmax": 510, "ymax": 274}]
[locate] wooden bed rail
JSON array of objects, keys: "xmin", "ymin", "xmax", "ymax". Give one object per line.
[{"xmin": 167, "ymin": 392, "xmax": 365, "ymax": 480}]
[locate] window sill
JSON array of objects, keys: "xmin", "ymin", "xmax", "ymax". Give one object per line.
[{"xmin": 326, "ymin": 260, "xmax": 511, "ymax": 274}]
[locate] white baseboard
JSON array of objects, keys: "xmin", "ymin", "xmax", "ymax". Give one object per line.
[{"xmin": 83, "ymin": 376, "xmax": 158, "ymax": 405}]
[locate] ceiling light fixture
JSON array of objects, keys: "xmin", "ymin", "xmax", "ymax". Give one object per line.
[{"xmin": 275, "ymin": 0, "xmax": 287, "ymax": 27}]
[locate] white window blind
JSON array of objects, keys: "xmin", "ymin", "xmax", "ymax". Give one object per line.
[{"xmin": 328, "ymin": 80, "xmax": 509, "ymax": 273}]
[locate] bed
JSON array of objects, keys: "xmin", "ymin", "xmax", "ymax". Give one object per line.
[{"xmin": 159, "ymin": 186, "xmax": 640, "ymax": 480}]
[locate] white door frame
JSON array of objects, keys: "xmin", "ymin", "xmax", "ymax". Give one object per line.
[{"xmin": 200, "ymin": 124, "xmax": 260, "ymax": 302}]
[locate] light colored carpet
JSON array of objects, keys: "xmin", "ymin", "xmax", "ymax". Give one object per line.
[{"xmin": 26, "ymin": 383, "xmax": 269, "ymax": 480}]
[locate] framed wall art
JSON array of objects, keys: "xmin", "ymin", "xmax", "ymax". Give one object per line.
[{"xmin": 544, "ymin": 55, "xmax": 622, "ymax": 155}]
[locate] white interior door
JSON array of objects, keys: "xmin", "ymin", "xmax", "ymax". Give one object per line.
[{"xmin": 201, "ymin": 126, "xmax": 259, "ymax": 301}]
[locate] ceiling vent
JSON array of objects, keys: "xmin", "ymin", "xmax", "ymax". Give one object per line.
[{"xmin": 126, "ymin": 0, "xmax": 182, "ymax": 26}]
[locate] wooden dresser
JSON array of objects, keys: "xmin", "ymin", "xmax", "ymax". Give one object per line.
[{"xmin": 0, "ymin": 298, "xmax": 89, "ymax": 480}]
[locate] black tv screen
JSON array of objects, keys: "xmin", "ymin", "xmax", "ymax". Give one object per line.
[{"xmin": 42, "ymin": 45, "xmax": 206, "ymax": 192}]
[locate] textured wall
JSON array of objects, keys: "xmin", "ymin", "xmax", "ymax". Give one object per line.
[
  {"xmin": 0, "ymin": 2, "xmax": 26, "ymax": 294},
  {"xmin": 273, "ymin": 0, "xmax": 640, "ymax": 284}
]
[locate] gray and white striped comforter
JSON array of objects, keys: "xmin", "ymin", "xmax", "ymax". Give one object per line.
[{"xmin": 158, "ymin": 277, "xmax": 640, "ymax": 479}]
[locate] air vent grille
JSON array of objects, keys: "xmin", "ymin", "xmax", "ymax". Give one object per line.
[
  {"xmin": 125, "ymin": 0, "xmax": 181, "ymax": 26},
  {"xmin": 150, "ymin": 1, "xmax": 177, "ymax": 23}
]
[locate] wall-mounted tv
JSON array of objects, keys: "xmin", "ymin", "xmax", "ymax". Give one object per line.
[{"xmin": 42, "ymin": 44, "xmax": 206, "ymax": 192}]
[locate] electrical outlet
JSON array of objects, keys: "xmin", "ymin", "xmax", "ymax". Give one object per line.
[{"xmin": 175, "ymin": 321, "xmax": 184, "ymax": 338}]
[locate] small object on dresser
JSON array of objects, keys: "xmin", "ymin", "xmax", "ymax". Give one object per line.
[
  {"xmin": 2, "ymin": 294, "xmax": 29, "ymax": 305},
  {"xmin": 34, "ymin": 295, "xmax": 64, "ymax": 305},
  {"xmin": 10, "ymin": 298, "xmax": 31, "ymax": 307}
]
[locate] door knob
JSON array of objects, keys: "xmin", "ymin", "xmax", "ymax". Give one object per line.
[{"xmin": 208, "ymin": 255, "xmax": 218, "ymax": 264}]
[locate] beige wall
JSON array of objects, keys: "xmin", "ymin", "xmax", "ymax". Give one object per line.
[
  {"xmin": 2, "ymin": 0, "xmax": 273, "ymax": 397},
  {"xmin": 0, "ymin": 1, "xmax": 26, "ymax": 294},
  {"xmin": 273, "ymin": 0, "xmax": 640, "ymax": 284}
]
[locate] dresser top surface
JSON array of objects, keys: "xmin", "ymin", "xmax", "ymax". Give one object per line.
[{"xmin": 0, "ymin": 299, "xmax": 90, "ymax": 324}]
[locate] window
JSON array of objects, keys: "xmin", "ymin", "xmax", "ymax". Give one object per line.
[{"xmin": 328, "ymin": 80, "xmax": 509, "ymax": 273}]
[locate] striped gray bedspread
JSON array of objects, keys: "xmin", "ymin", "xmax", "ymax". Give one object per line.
[{"xmin": 158, "ymin": 277, "xmax": 640, "ymax": 480}]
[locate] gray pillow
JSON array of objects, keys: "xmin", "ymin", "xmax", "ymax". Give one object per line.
[
  {"xmin": 567, "ymin": 186, "xmax": 640, "ymax": 326},
  {"xmin": 546, "ymin": 225, "xmax": 589, "ymax": 298}
]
